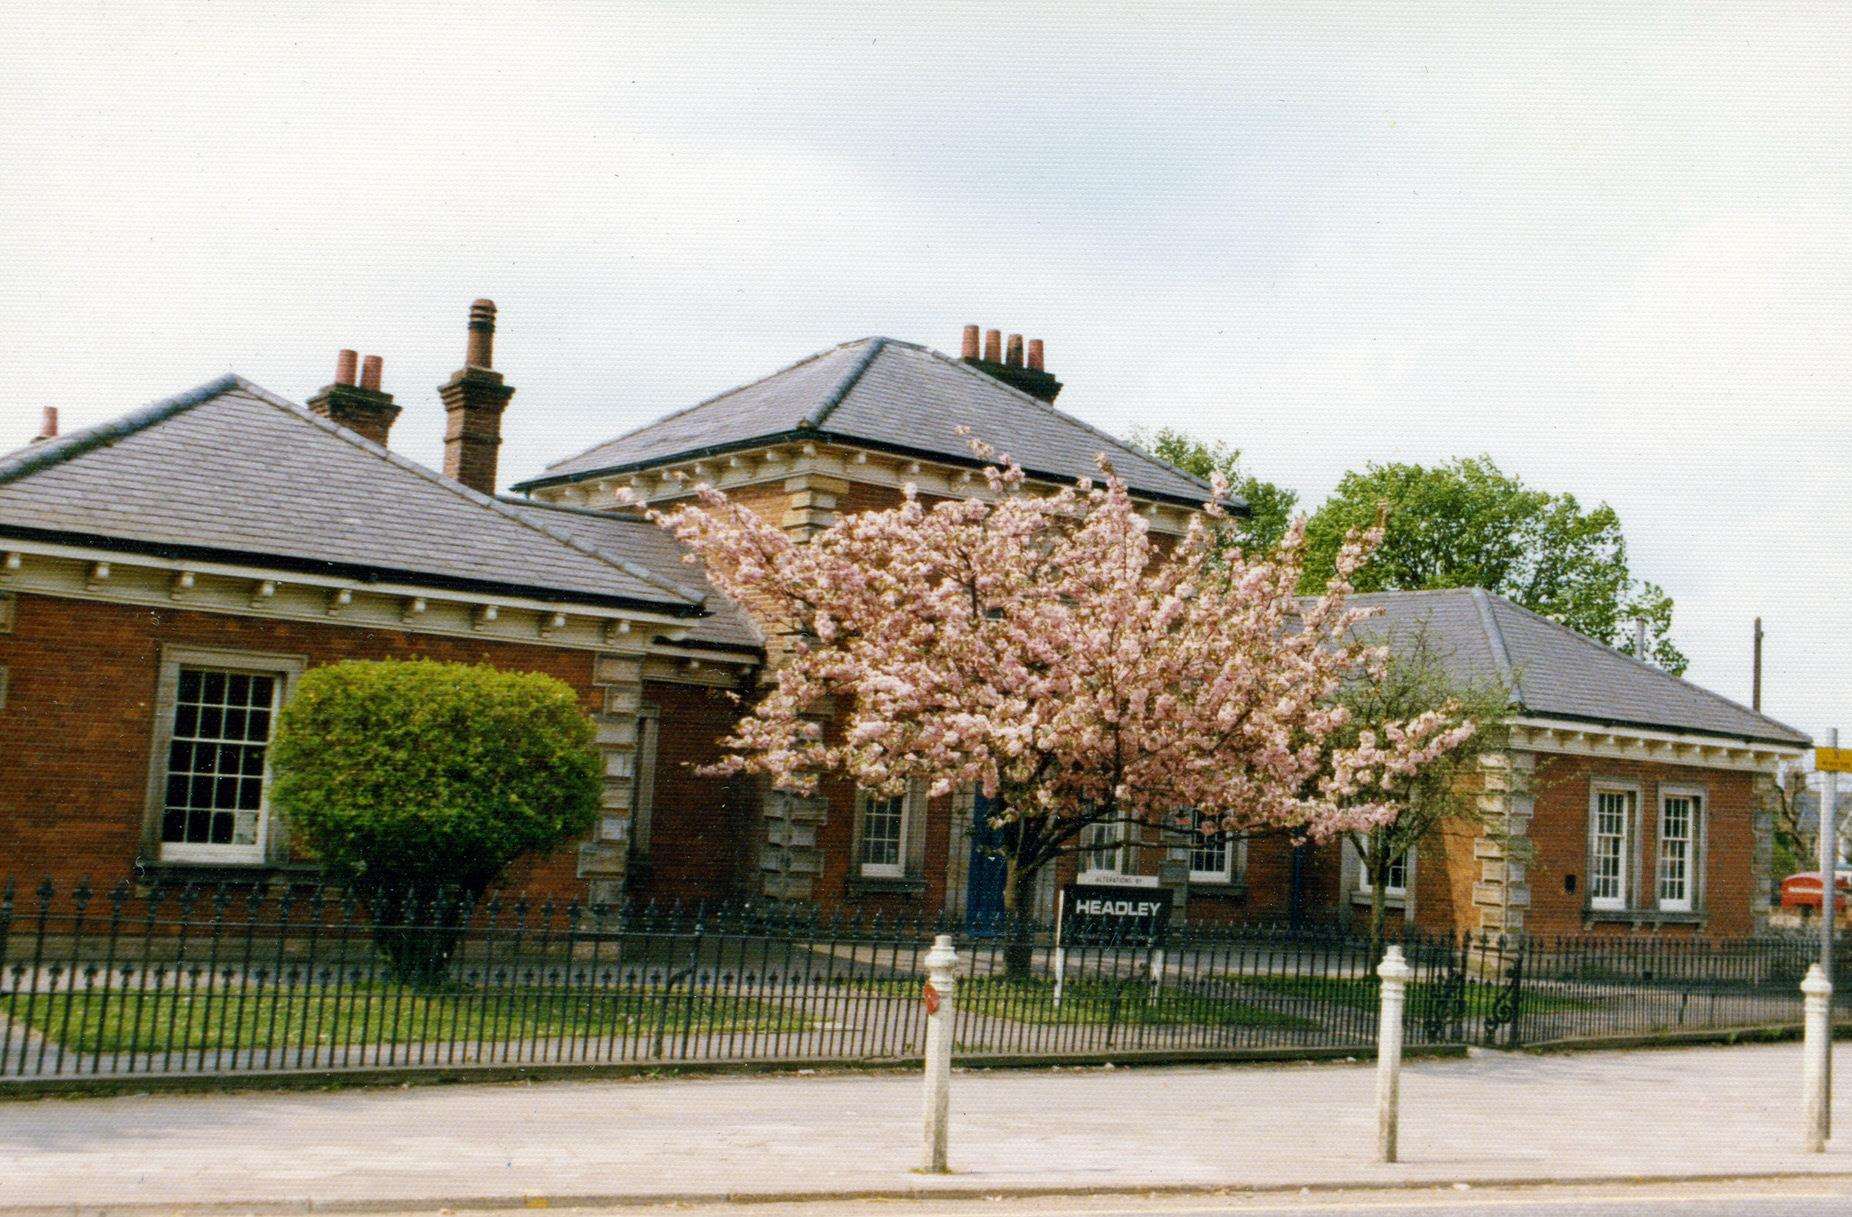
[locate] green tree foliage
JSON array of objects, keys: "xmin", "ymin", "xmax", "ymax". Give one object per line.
[
  {"xmin": 270, "ymin": 660, "xmax": 602, "ymax": 983},
  {"xmin": 1329, "ymin": 628, "xmax": 1515, "ymax": 952},
  {"xmin": 1126, "ymin": 426, "xmax": 1299, "ymax": 556},
  {"xmin": 1302, "ymin": 456, "xmax": 1687, "ymax": 673}
]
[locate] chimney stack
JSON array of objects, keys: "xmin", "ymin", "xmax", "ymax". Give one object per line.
[
  {"xmin": 440, "ymin": 298, "xmax": 516, "ymax": 494},
  {"xmin": 30, "ymin": 407, "xmax": 58, "ymax": 444},
  {"xmin": 958, "ymin": 324, "xmax": 1063, "ymax": 403},
  {"xmin": 308, "ymin": 349, "xmax": 400, "ymax": 448}
]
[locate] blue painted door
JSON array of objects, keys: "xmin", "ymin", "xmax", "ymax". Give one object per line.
[{"xmin": 965, "ymin": 792, "xmax": 1008, "ymax": 933}]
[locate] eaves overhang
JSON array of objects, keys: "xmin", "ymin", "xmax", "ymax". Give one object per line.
[
  {"xmin": 0, "ymin": 523, "xmax": 706, "ymax": 619},
  {"xmin": 513, "ymin": 428, "xmax": 1249, "ymax": 516}
]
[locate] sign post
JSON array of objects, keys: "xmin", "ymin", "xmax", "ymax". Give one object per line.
[{"xmin": 1808, "ymin": 729, "xmax": 1843, "ymax": 1152}]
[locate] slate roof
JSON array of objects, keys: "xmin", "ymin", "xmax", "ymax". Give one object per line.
[
  {"xmin": 498, "ymin": 498, "xmax": 762, "ymax": 651},
  {"xmin": 0, "ymin": 375, "xmax": 706, "ymax": 614},
  {"xmin": 1348, "ymin": 588, "xmax": 1811, "ymax": 748},
  {"xmin": 516, "ymin": 338, "xmax": 1229, "ymax": 509}
]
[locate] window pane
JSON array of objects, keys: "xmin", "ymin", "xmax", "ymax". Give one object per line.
[
  {"xmin": 1359, "ymin": 847, "xmax": 1409, "ymax": 894},
  {"xmin": 160, "ymin": 665, "xmax": 281, "ymax": 856},
  {"xmin": 1658, "ymin": 795, "xmax": 1697, "ymax": 909},
  {"xmin": 1084, "ymin": 822, "xmax": 1123, "ymax": 873},
  {"xmin": 1591, "ymin": 790, "xmax": 1632, "ymax": 906},
  {"xmin": 859, "ymin": 795, "xmax": 904, "ymax": 871},
  {"xmin": 1189, "ymin": 810, "xmax": 1228, "ymax": 878}
]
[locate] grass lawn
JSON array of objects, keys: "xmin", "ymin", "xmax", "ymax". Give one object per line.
[
  {"xmin": 1242, "ymin": 974, "xmax": 1593, "ymax": 1016},
  {"xmin": 953, "ymin": 976, "xmax": 1321, "ymax": 1029},
  {"xmin": 3, "ymin": 985, "xmax": 811, "ymax": 1054}
]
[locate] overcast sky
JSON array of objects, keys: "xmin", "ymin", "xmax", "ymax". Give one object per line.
[{"xmin": 3, "ymin": 3, "xmax": 1847, "ymax": 742}]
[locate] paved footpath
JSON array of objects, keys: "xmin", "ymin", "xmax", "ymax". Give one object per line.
[{"xmin": 4, "ymin": 1043, "xmax": 1852, "ymax": 1212}]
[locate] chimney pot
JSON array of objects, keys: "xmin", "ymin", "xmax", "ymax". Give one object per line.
[
  {"xmin": 309, "ymin": 353, "xmax": 400, "ymax": 447},
  {"xmin": 34, "ymin": 406, "xmax": 58, "ymax": 442},
  {"xmin": 1006, "ymin": 334, "xmax": 1024, "ymax": 368},
  {"xmin": 961, "ymin": 324, "xmax": 980, "ymax": 360},
  {"xmin": 443, "ymin": 298, "xmax": 515, "ymax": 493},
  {"xmin": 467, "ymin": 298, "xmax": 497, "ymax": 369},
  {"xmin": 1027, "ymin": 339, "xmax": 1045, "ymax": 372},
  {"xmin": 983, "ymin": 329, "xmax": 1002, "ymax": 362}
]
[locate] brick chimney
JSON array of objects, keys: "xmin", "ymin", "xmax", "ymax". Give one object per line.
[
  {"xmin": 440, "ymin": 299, "xmax": 516, "ymax": 494},
  {"xmin": 307, "ymin": 348, "xmax": 401, "ymax": 447},
  {"xmin": 958, "ymin": 324, "xmax": 1062, "ymax": 402}
]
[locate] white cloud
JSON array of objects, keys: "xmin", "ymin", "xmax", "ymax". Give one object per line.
[{"xmin": 0, "ymin": 1, "xmax": 1847, "ymax": 735}]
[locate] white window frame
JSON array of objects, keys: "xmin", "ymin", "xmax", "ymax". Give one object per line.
[
  {"xmin": 1588, "ymin": 784, "xmax": 1637, "ymax": 912},
  {"xmin": 1656, "ymin": 786, "xmax": 1704, "ymax": 914},
  {"xmin": 856, "ymin": 788, "xmax": 911, "ymax": 879},
  {"xmin": 146, "ymin": 647, "xmax": 303, "ymax": 867},
  {"xmin": 1356, "ymin": 845, "xmax": 1411, "ymax": 898},
  {"xmin": 1186, "ymin": 810, "xmax": 1245, "ymax": 885},
  {"xmin": 1079, "ymin": 819, "xmax": 1130, "ymax": 880}
]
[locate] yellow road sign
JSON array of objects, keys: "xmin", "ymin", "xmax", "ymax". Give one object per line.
[{"xmin": 1820, "ymin": 746, "xmax": 1852, "ymax": 773}]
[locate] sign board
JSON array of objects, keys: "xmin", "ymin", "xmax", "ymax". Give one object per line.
[
  {"xmin": 1818, "ymin": 747, "xmax": 1852, "ymax": 774},
  {"xmin": 1060, "ymin": 882, "xmax": 1173, "ymax": 944}
]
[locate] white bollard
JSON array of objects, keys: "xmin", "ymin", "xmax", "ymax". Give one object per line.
[
  {"xmin": 920, "ymin": 933, "xmax": 959, "ymax": 1173},
  {"xmin": 1376, "ymin": 944, "xmax": 1412, "ymax": 1164},
  {"xmin": 1804, "ymin": 963, "xmax": 1833, "ymax": 1152}
]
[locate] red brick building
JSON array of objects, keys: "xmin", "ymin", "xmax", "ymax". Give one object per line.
[
  {"xmin": 0, "ymin": 311, "xmax": 1810, "ymax": 936},
  {"xmin": 0, "ymin": 306, "xmax": 762, "ymax": 907},
  {"xmin": 512, "ymin": 324, "xmax": 1811, "ymax": 936}
]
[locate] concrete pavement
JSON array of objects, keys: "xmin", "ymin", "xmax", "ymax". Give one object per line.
[{"xmin": 3, "ymin": 1043, "xmax": 1852, "ymax": 1213}]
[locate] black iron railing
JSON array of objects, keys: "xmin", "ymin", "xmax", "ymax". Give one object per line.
[{"xmin": 0, "ymin": 880, "xmax": 1836, "ymax": 1081}]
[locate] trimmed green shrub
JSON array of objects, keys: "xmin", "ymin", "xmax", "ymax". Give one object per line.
[{"xmin": 270, "ymin": 659, "xmax": 602, "ymax": 983}]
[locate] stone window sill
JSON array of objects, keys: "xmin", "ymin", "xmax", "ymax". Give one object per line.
[
  {"xmin": 846, "ymin": 874, "xmax": 927, "ymax": 896},
  {"xmin": 134, "ymin": 857, "xmax": 322, "ymax": 893},
  {"xmin": 1583, "ymin": 908, "xmax": 1705, "ymax": 928},
  {"xmin": 1350, "ymin": 891, "xmax": 1408, "ymax": 910}
]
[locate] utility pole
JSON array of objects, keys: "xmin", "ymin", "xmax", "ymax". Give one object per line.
[{"xmin": 1753, "ymin": 617, "xmax": 1765, "ymax": 712}]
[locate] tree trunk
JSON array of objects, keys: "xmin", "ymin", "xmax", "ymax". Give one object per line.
[
  {"xmin": 1369, "ymin": 828, "xmax": 1390, "ymax": 962},
  {"xmin": 1001, "ymin": 854, "xmax": 1039, "ymax": 982}
]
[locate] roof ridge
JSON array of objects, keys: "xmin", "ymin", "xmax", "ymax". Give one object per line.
[
  {"xmin": 495, "ymin": 495, "xmax": 712, "ymax": 605},
  {"xmin": 804, "ymin": 337, "xmax": 887, "ymax": 430},
  {"xmin": 499, "ymin": 494, "xmax": 647, "ymax": 522},
  {"xmin": 1483, "ymin": 591, "xmax": 1810, "ymax": 742},
  {"xmin": 12, "ymin": 374, "xmax": 702, "ymax": 611},
  {"xmin": 538, "ymin": 339, "xmax": 876, "ymax": 475},
  {"xmin": 0, "ymin": 373, "xmax": 247, "ymax": 488},
  {"xmin": 903, "ymin": 341, "xmax": 1222, "ymax": 499},
  {"xmin": 1469, "ymin": 587, "xmax": 1520, "ymax": 697},
  {"xmin": 263, "ymin": 394, "xmax": 708, "ymax": 609}
]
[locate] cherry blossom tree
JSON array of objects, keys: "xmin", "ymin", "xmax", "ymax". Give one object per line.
[{"xmin": 646, "ymin": 445, "xmax": 1472, "ymax": 963}]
